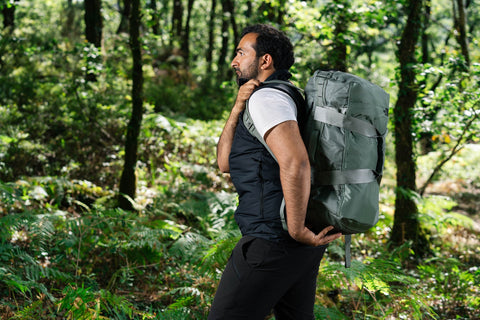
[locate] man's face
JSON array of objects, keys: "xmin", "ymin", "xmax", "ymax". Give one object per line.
[{"xmin": 231, "ymin": 33, "xmax": 260, "ymax": 86}]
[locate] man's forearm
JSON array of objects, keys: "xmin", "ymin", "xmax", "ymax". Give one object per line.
[
  {"xmin": 216, "ymin": 106, "xmax": 242, "ymax": 173},
  {"xmin": 265, "ymin": 120, "xmax": 342, "ymax": 246},
  {"xmin": 281, "ymin": 160, "xmax": 342, "ymax": 246},
  {"xmin": 280, "ymin": 159, "xmax": 311, "ymax": 238},
  {"xmin": 217, "ymin": 80, "xmax": 260, "ymax": 173}
]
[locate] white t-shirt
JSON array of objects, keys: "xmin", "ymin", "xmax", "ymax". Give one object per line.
[{"xmin": 248, "ymin": 88, "xmax": 297, "ymax": 139}]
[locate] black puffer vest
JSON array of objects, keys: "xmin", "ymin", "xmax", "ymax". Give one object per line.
[{"xmin": 229, "ymin": 70, "xmax": 300, "ymax": 242}]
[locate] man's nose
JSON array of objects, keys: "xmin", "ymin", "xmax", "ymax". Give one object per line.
[{"xmin": 231, "ymin": 57, "xmax": 238, "ymax": 69}]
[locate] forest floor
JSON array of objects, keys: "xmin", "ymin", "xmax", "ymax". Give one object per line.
[
  {"xmin": 427, "ymin": 179, "xmax": 480, "ymax": 226},
  {"xmin": 425, "ymin": 171, "xmax": 480, "ymax": 231},
  {"xmin": 421, "ymin": 144, "xmax": 480, "ymax": 230}
]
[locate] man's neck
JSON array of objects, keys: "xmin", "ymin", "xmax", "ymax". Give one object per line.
[
  {"xmin": 264, "ymin": 69, "xmax": 292, "ymax": 82},
  {"xmin": 257, "ymin": 69, "xmax": 275, "ymax": 82}
]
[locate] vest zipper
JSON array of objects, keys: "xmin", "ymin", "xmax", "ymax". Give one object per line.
[{"xmin": 259, "ymin": 159, "xmax": 264, "ymax": 218}]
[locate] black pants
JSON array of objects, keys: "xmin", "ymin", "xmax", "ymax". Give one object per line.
[{"xmin": 208, "ymin": 236, "xmax": 327, "ymax": 320}]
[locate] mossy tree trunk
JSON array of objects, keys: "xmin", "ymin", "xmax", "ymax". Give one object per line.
[
  {"xmin": 84, "ymin": 0, "xmax": 102, "ymax": 81},
  {"xmin": 181, "ymin": 0, "xmax": 195, "ymax": 66},
  {"xmin": 331, "ymin": 0, "xmax": 350, "ymax": 72},
  {"xmin": 390, "ymin": 0, "xmax": 429, "ymax": 258},
  {"xmin": 116, "ymin": 0, "xmax": 131, "ymax": 34},
  {"xmin": 206, "ymin": 0, "xmax": 217, "ymax": 74},
  {"xmin": 118, "ymin": 0, "xmax": 143, "ymax": 211},
  {"xmin": 171, "ymin": 0, "xmax": 183, "ymax": 45},
  {"xmin": 453, "ymin": 0, "xmax": 470, "ymax": 68},
  {"xmin": 217, "ymin": 0, "xmax": 237, "ymax": 81},
  {"xmin": 1, "ymin": 0, "xmax": 16, "ymax": 29}
]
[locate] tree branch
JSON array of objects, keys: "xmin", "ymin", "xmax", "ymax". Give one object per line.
[{"xmin": 419, "ymin": 102, "xmax": 480, "ymax": 196}]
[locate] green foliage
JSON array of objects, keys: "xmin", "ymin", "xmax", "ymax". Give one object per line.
[
  {"xmin": 57, "ymin": 286, "xmax": 136, "ymax": 320},
  {"xmin": 415, "ymin": 62, "xmax": 480, "ymax": 149},
  {"xmin": 1, "ymin": 110, "xmax": 479, "ymax": 320},
  {"xmin": 4, "ymin": 169, "xmax": 471, "ymax": 319},
  {"xmin": 144, "ymin": 76, "xmax": 236, "ymax": 120},
  {"xmin": 201, "ymin": 232, "xmax": 240, "ymax": 275},
  {"xmin": 418, "ymin": 258, "xmax": 480, "ymax": 317},
  {"xmin": 0, "ymin": 171, "xmax": 239, "ymax": 319},
  {"xmin": 1, "ymin": 0, "xmax": 480, "ymax": 319},
  {"xmin": 317, "ymin": 241, "xmax": 436, "ymax": 319},
  {"xmin": 288, "ymin": 0, "xmax": 400, "ymax": 85}
]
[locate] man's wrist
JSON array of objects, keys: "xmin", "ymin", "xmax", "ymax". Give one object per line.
[
  {"xmin": 288, "ymin": 224, "xmax": 306, "ymax": 240},
  {"xmin": 230, "ymin": 102, "xmax": 245, "ymax": 118}
]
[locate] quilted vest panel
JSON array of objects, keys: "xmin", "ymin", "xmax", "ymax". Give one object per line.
[{"xmin": 229, "ymin": 111, "xmax": 291, "ymax": 242}]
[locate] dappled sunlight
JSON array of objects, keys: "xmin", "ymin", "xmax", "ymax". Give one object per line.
[{"xmin": 1, "ymin": 0, "xmax": 479, "ymax": 318}]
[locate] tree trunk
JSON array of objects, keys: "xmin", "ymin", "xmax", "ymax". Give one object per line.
[
  {"xmin": 258, "ymin": 1, "xmax": 276, "ymax": 23},
  {"xmin": 217, "ymin": 0, "xmax": 236, "ymax": 81},
  {"xmin": 206, "ymin": 0, "xmax": 217, "ymax": 74},
  {"xmin": 258, "ymin": 0, "xmax": 287, "ymax": 25},
  {"xmin": 84, "ymin": 0, "xmax": 103, "ymax": 82},
  {"xmin": 419, "ymin": 1, "xmax": 433, "ymax": 155},
  {"xmin": 1, "ymin": 0, "xmax": 16, "ymax": 29},
  {"xmin": 453, "ymin": 0, "xmax": 470, "ymax": 68},
  {"xmin": 171, "ymin": 0, "xmax": 183, "ymax": 45},
  {"xmin": 421, "ymin": 3, "xmax": 431, "ymax": 65},
  {"xmin": 118, "ymin": 0, "xmax": 144, "ymax": 210},
  {"xmin": 117, "ymin": 0, "xmax": 132, "ymax": 34},
  {"xmin": 276, "ymin": 0, "xmax": 287, "ymax": 25},
  {"xmin": 217, "ymin": 0, "xmax": 229, "ymax": 80},
  {"xmin": 149, "ymin": 0, "xmax": 160, "ymax": 35},
  {"xmin": 181, "ymin": 0, "xmax": 194, "ymax": 65},
  {"xmin": 62, "ymin": 0, "xmax": 75, "ymax": 37},
  {"xmin": 331, "ymin": 3, "xmax": 349, "ymax": 72},
  {"xmin": 84, "ymin": 0, "xmax": 102, "ymax": 47},
  {"xmin": 227, "ymin": 0, "xmax": 238, "ymax": 47},
  {"xmin": 390, "ymin": 0, "xmax": 428, "ymax": 257},
  {"xmin": 320, "ymin": 0, "xmax": 349, "ymax": 71}
]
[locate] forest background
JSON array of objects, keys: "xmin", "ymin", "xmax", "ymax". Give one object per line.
[{"xmin": 0, "ymin": 0, "xmax": 479, "ymax": 319}]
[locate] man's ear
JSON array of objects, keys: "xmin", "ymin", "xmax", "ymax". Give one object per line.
[{"xmin": 260, "ymin": 53, "xmax": 274, "ymax": 70}]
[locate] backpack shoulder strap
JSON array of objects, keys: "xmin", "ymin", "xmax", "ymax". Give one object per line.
[
  {"xmin": 345, "ymin": 234, "xmax": 352, "ymax": 268},
  {"xmin": 242, "ymin": 80, "xmax": 305, "ymax": 162},
  {"xmin": 243, "ymin": 101, "xmax": 276, "ymax": 160},
  {"xmin": 242, "ymin": 80, "xmax": 306, "ymax": 233},
  {"xmin": 260, "ymin": 81, "xmax": 306, "ymax": 125}
]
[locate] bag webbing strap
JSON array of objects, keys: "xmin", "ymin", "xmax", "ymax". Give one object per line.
[
  {"xmin": 314, "ymin": 106, "xmax": 379, "ymax": 137},
  {"xmin": 345, "ymin": 234, "xmax": 352, "ymax": 268},
  {"xmin": 280, "ymin": 198, "xmax": 288, "ymax": 231},
  {"xmin": 260, "ymin": 79, "xmax": 304, "ymax": 94},
  {"xmin": 243, "ymin": 82, "xmax": 304, "ymax": 233},
  {"xmin": 243, "ymin": 80, "xmax": 304, "ymax": 162},
  {"xmin": 315, "ymin": 169, "xmax": 379, "ymax": 185},
  {"xmin": 243, "ymin": 103, "xmax": 278, "ymax": 162}
]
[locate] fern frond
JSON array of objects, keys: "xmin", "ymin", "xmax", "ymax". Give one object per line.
[
  {"xmin": 98, "ymin": 289, "xmax": 134, "ymax": 318},
  {"xmin": 168, "ymin": 286, "xmax": 202, "ymax": 297},
  {"xmin": 0, "ymin": 181, "xmax": 16, "ymax": 207},
  {"xmin": 9, "ymin": 299, "xmax": 44, "ymax": 319},
  {"xmin": 3, "ymin": 276, "xmax": 32, "ymax": 296},
  {"xmin": 314, "ymin": 305, "xmax": 349, "ymax": 320},
  {"xmin": 169, "ymin": 231, "xmax": 211, "ymax": 261},
  {"xmin": 155, "ymin": 307, "xmax": 194, "ymax": 320},
  {"xmin": 201, "ymin": 232, "xmax": 240, "ymax": 275}
]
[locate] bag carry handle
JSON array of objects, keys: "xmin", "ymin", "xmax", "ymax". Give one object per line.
[{"xmin": 313, "ymin": 106, "xmax": 380, "ymax": 138}]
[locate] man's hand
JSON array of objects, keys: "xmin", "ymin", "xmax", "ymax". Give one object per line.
[
  {"xmin": 265, "ymin": 120, "xmax": 342, "ymax": 247},
  {"xmin": 233, "ymin": 79, "xmax": 261, "ymax": 111},
  {"xmin": 289, "ymin": 225, "xmax": 342, "ymax": 247},
  {"xmin": 217, "ymin": 79, "xmax": 260, "ymax": 173}
]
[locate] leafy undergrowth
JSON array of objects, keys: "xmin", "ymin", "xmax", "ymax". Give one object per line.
[{"xmin": 1, "ymin": 118, "xmax": 479, "ymax": 319}]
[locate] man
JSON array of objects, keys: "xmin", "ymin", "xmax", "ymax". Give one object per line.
[{"xmin": 209, "ymin": 24, "xmax": 342, "ymax": 320}]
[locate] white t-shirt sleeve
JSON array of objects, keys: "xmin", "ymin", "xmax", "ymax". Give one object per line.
[{"xmin": 248, "ymin": 88, "xmax": 297, "ymax": 139}]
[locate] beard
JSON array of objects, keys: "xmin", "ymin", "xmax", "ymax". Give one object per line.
[{"xmin": 235, "ymin": 59, "xmax": 260, "ymax": 87}]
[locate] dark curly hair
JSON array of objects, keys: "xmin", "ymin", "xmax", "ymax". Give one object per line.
[{"xmin": 241, "ymin": 24, "xmax": 294, "ymax": 71}]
